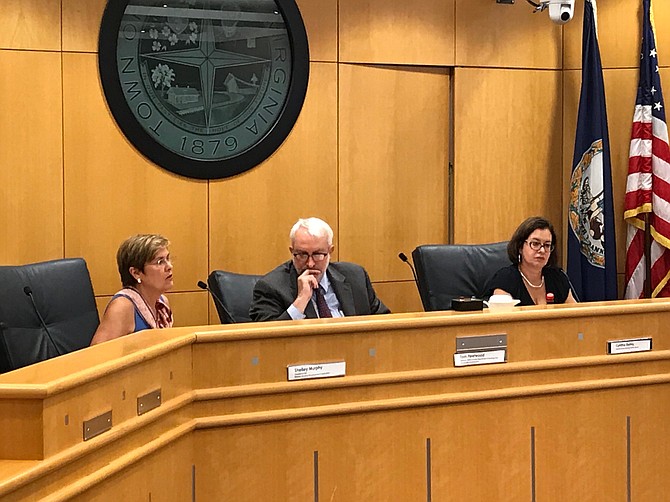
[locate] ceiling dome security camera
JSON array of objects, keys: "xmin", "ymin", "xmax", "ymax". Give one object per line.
[
  {"xmin": 525, "ymin": 0, "xmax": 576, "ymax": 24},
  {"xmin": 548, "ymin": 0, "xmax": 575, "ymax": 24}
]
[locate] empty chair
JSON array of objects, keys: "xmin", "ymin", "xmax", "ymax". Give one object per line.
[
  {"xmin": 412, "ymin": 242, "xmax": 509, "ymax": 311},
  {"xmin": 0, "ymin": 258, "xmax": 99, "ymax": 373},
  {"xmin": 207, "ymin": 270, "xmax": 262, "ymax": 324}
]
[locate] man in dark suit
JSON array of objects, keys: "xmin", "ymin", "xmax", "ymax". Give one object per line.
[{"xmin": 249, "ymin": 217, "xmax": 390, "ymax": 321}]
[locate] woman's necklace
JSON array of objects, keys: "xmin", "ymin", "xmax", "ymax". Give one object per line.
[{"xmin": 519, "ymin": 269, "xmax": 544, "ymax": 288}]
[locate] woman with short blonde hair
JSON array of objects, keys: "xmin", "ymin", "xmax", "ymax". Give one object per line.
[{"xmin": 90, "ymin": 234, "xmax": 174, "ymax": 345}]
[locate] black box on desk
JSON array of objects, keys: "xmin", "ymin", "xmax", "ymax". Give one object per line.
[{"xmin": 451, "ymin": 297, "xmax": 483, "ymax": 311}]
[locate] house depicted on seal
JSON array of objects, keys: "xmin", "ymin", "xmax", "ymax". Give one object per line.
[
  {"xmin": 224, "ymin": 73, "xmax": 240, "ymax": 94},
  {"xmin": 167, "ymin": 86, "xmax": 200, "ymax": 106},
  {"xmin": 224, "ymin": 73, "xmax": 258, "ymax": 95}
]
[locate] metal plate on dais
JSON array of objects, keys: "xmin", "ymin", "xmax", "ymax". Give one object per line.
[
  {"xmin": 83, "ymin": 410, "xmax": 113, "ymax": 441},
  {"xmin": 99, "ymin": 0, "xmax": 310, "ymax": 179},
  {"xmin": 137, "ymin": 388, "xmax": 162, "ymax": 415}
]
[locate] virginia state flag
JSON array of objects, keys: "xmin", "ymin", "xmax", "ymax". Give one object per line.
[{"xmin": 567, "ymin": 0, "xmax": 618, "ymax": 301}]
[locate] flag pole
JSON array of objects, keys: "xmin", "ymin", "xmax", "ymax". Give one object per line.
[{"xmin": 644, "ymin": 214, "xmax": 652, "ymax": 297}]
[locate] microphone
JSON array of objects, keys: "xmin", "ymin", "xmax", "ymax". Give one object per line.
[
  {"xmin": 398, "ymin": 252, "xmax": 420, "ymax": 290},
  {"xmin": 23, "ymin": 286, "xmax": 60, "ymax": 356},
  {"xmin": 558, "ymin": 268, "xmax": 581, "ymax": 302},
  {"xmin": 197, "ymin": 281, "xmax": 236, "ymax": 324}
]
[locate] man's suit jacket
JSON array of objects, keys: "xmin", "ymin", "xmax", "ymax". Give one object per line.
[{"xmin": 249, "ymin": 261, "xmax": 390, "ymax": 322}]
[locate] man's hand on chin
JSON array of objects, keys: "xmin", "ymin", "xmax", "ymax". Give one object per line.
[{"xmin": 294, "ymin": 269, "xmax": 321, "ymax": 313}]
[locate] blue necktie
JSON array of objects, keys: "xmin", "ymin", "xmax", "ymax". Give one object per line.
[{"xmin": 314, "ymin": 287, "xmax": 332, "ymax": 318}]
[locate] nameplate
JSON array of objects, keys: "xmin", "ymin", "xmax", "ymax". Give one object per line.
[
  {"xmin": 287, "ymin": 361, "xmax": 346, "ymax": 381},
  {"xmin": 607, "ymin": 337, "xmax": 652, "ymax": 355},
  {"xmin": 454, "ymin": 349, "xmax": 506, "ymax": 367}
]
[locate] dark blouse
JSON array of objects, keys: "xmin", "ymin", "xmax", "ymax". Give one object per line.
[{"xmin": 485, "ymin": 264, "xmax": 571, "ymax": 306}]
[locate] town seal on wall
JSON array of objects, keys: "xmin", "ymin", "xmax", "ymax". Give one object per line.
[{"xmin": 99, "ymin": 0, "xmax": 309, "ymax": 179}]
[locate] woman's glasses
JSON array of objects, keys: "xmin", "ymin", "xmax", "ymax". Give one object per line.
[
  {"xmin": 525, "ymin": 240, "xmax": 554, "ymax": 252},
  {"xmin": 148, "ymin": 256, "xmax": 173, "ymax": 267}
]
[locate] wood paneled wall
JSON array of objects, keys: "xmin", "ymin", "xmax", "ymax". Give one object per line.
[
  {"xmin": 453, "ymin": 68, "xmax": 563, "ymax": 244},
  {"xmin": 2, "ymin": 0, "xmax": 669, "ymax": 324}
]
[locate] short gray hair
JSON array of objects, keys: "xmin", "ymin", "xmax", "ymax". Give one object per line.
[
  {"xmin": 117, "ymin": 234, "xmax": 170, "ymax": 287},
  {"xmin": 289, "ymin": 217, "xmax": 333, "ymax": 246}
]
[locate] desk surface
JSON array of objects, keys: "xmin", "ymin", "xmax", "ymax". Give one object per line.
[{"xmin": 0, "ymin": 298, "xmax": 663, "ymax": 387}]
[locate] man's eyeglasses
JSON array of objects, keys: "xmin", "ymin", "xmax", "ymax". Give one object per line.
[
  {"xmin": 525, "ymin": 240, "xmax": 554, "ymax": 252},
  {"xmin": 292, "ymin": 252, "xmax": 328, "ymax": 262}
]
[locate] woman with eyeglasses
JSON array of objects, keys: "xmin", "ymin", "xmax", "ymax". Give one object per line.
[
  {"xmin": 485, "ymin": 216, "xmax": 577, "ymax": 306},
  {"xmin": 90, "ymin": 234, "xmax": 174, "ymax": 345}
]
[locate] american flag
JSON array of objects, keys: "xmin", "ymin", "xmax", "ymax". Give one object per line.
[{"xmin": 624, "ymin": 0, "xmax": 670, "ymax": 299}]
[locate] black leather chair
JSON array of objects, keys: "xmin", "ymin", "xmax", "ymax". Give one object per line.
[
  {"xmin": 412, "ymin": 242, "xmax": 510, "ymax": 311},
  {"xmin": 0, "ymin": 258, "xmax": 99, "ymax": 373},
  {"xmin": 207, "ymin": 270, "xmax": 262, "ymax": 324}
]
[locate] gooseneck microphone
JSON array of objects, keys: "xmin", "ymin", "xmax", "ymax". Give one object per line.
[
  {"xmin": 398, "ymin": 252, "xmax": 420, "ymax": 290},
  {"xmin": 23, "ymin": 286, "xmax": 60, "ymax": 356},
  {"xmin": 197, "ymin": 281, "xmax": 237, "ymax": 324},
  {"xmin": 559, "ymin": 268, "xmax": 581, "ymax": 302}
]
